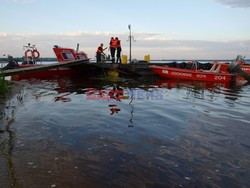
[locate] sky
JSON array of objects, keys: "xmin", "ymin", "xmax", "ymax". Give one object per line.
[{"xmin": 0, "ymin": 0, "xmax": 250, "ymax": 60}]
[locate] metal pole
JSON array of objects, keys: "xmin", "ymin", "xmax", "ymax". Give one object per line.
[
  {"xmin": 127, "ymin": 24, "xmax": 135, "ymax": 64},
  {"xmin": 129, "ymin": 25, "xmax": 132, "ymax": 63}
]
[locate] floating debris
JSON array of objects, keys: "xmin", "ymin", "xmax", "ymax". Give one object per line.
[{"xmin": 184, "ymin": 177, "xmax": 191, "ymax": 180}]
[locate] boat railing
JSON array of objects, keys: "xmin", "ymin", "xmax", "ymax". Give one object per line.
[
  {"xmin": 213, "ymin": 64, "xmax": 221, "ymax": 73},
  {"xmin": 209, "ymin": 64, "xmax": 216, "ymax": 72},
  {"xmin": 191, "ymin": 61, "xmax": 199, "ymax": 71}
]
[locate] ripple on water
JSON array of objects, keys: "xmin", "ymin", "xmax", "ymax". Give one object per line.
[{"xmin": 1, "ymin": 78, "xmax": 250, "ymax": 187}]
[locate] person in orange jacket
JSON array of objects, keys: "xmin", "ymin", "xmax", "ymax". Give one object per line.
[
  {"xmin": 96, "ymin": 43, "xmax": 106, "ymax": 63},
  {"xmin": 115, "ymin": 37, "xmax": 122, "ymax": 64},
  {"xmin": 109, "ymin": 37, "xmax": 117, "ymax": 63}
]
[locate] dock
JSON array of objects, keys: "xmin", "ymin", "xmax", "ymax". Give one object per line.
[{"xmin": 85, "ymin": 62, "xmax": 171, "ymax": 76}]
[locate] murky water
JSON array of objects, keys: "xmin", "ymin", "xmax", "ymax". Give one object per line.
[{"xmin": 0, "ymin": 76, "xmax": 250, "ymax": 188}]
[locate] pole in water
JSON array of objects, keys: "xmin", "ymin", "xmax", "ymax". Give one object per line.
[{"xmin": 126, "ymin": 24, "xmax": 136, "ymax": 63}]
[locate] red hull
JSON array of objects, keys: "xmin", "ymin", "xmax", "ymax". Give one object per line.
[
  {"xmin": 213, "ymin": 62, "xmax": 250, "ymax": 74},
  {"xmin": 11, "ymin": 65, "xmax": 84, "ymax": 80},
  {"xmin": 150, "ymin": 65, "xmax": 234, "ymax": 83}
]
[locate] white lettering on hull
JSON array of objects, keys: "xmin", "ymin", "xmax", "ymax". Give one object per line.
[
  {"xmin": 214, "ymin": 75, "xmax": 226, "ymax": 80},
  {"xmin": 196, "ymin": 74, "xmax": 206, "ymax": 78},
  {"xmin": 171, "ymin": 72, "xmax": 192, "ymax": 77},
  {"xmin": 162, "ymin": 70, "xmax": 169, "ymax": 74}
]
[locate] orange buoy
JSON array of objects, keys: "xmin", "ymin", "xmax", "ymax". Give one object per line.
[
  {"xmin": 32, "ymin": 49, "xmax": 40, "ymax": 59},
  {"xmin": 25, "ymin": 49, "xmax": 33, "ymax": 59}
]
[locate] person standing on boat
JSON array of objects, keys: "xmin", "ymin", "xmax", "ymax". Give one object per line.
[
  {"xmin": 96, "ymin": 43, "xmax": 106, "ymax": 63},
  {"xmin": 115, "ymin": 37, "xmax": 122, "ymax": 64},
  {"xmin": 109, "ymin": 37, "xmax": 117, "ymax": 63}
]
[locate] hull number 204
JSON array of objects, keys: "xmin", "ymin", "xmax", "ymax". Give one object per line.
[{"xmin": 215, "ymin": 75, "xmax": 226, "ymax": 80}]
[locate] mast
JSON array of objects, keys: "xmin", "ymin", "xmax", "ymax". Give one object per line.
[{"xmin": 127, "ymin": 24, "xmax": 136, "ymax": 63}]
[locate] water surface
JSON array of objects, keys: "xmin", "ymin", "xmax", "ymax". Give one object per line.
[{"xmin": 0, "ymin": 76, "xmax": 250, "ymax": 187}]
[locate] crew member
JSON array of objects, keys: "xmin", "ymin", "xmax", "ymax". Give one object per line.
[
  {"xmin": 109, "ymin": 37, "xmax": 117, "ymax": 64},
  {"xmin": 115, "ymin": 37, "xmax": 122, "ymax": 64},
  {"xmin": 96, "ymin": 43, "xmax": 105, "ymax": 63}
]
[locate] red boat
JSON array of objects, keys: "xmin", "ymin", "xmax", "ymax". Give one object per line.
[
  {"xmin": 212, "ymin": 55, "xmax": 250, "ymax": 74},
  {"xmin": 150, "ymin": 61, "xmax": 235, "ymax": 83},
  {"xmin": 10, "ymin": 44, "xmax": 89, "ymax": 80}
]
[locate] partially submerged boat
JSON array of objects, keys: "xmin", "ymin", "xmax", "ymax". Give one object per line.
[
  {"xmin": 53, "ymin": 43, "xmax": 88, "ymax": 63},
  {"xmin": 3, "ymin": 44, "xmax": 89, "ymax": 80}
]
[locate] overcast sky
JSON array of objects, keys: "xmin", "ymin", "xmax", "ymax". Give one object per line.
[{"xmin": 0, "ymin": 0, "xmax": 250, "ymax": 60}]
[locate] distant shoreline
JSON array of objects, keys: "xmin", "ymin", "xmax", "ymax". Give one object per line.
[{"xmin": 0, "ymin": 58, "xmax": 249, "ymax": 62}]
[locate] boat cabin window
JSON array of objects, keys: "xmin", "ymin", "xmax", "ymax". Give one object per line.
[
  {"xmin": 76, "ymin": 55, "xmax": 84, "ymax": 60},
  {"xmin": 61, "ymin": 52, "xmax": 75, "ymax": 60}
]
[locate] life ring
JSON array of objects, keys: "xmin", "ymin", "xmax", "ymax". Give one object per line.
[
  {"xmin": 25, "ymin": 49, "xmax": 33, "ymax": 59},
  {"xmin": 32, "ymin": 49, "xmax": 40, "ymax": 59}
]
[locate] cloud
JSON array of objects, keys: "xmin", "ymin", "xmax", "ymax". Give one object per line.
[
  {"xmin": 0, "ymin": 32, "xmax": 8, "ymax": 37},
  {"xmin": 0, "ymin": 32, "xmax": 249, "ymax": 60},
  {"xmin": 215, "ymin": 0, "xmax": 250, "ymax": 8}
]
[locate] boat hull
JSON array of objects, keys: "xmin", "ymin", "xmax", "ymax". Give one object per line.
[
  {"xmin": 11, "ymin": 64, "xmax": 86, "ymax": 80},
  {"xmin": 150, "ymin": 65, "xmax": 234, "ymax": 83}
]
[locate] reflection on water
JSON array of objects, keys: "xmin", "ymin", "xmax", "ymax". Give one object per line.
[
  {"xmin": 128, "ymin": 88, "xmax": 134, "ymax": 128},
  {"xmin": 0, "ymin": 89, "xmax": 25, "ymax": 187},
  {"xmin": 0, "ymin": 76, "xmax": 250, "ymax": 187}
]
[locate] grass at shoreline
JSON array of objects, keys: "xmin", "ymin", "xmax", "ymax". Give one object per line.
[{"xmin": 0, "ymin": 70, "xmax": 8, "ymax": 96}]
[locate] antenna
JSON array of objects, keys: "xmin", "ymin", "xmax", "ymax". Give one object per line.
[
  {"xmin": 76, "ymin": 43, "xmax": 79, "ymax": 52},
  {"xmin": 126, "ymin": 24, "xmax": 136, "ymax": 63}
]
